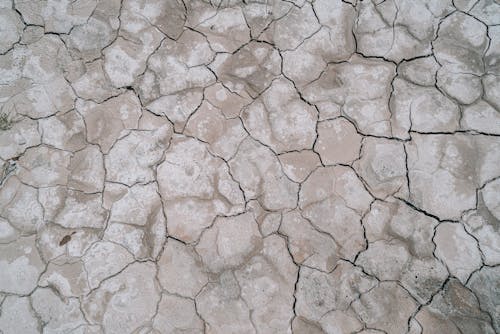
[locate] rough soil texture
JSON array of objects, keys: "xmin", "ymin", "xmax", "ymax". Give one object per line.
[{"xmin": 0, "ymin": 0, "xmax": 499, "ymax": 333}]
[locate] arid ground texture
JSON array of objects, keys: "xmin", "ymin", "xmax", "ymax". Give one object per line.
[{"xmin": 0, "ymin": 0, "xmax": 499, "ymax": 333}]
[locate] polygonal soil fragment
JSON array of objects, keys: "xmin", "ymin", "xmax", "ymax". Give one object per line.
[
  {"xmin": 292, "ymin": 316, "xmax": 324, "ymax": 334},
  {"xmin": 0, "ymin": 296, "xmax": 39, "ymax": 334},
  {"xmin": 319, "ymin": 310, "xmax": 363, "ymax": 334},
  {"xmin": 196, "ymin": 7, "xmax": 250, "ymax": 53},
  {"xmin": 0, "ymin": 217, "xmax": 19, "ymax": 244},
  {"xmin": 67, "ymin": 145, "xmax": 105, "ymax": 193},
  {"xmin": 77, "ymin": 91, "xmax": 142, "ymax": 153},
  {"xmin": 2, "ymin": 36, "xmax": 75, "ymax": 119},
  {"xmin": 241, "ymin": 77, "xmax": 317, "ymax": 154},
  {"xmin": 352, "ymin": 282, "xmax": 419, "ymax": 334},
  {"xmin": 66, "ymin": 0, "xmax": 121, "ymax": 61},
  {"xmin": 233, "ymin": 235, "xmax": 298, "ymax": 333},
  {"xmin": 164, "ymin": 29, "xmax": 215, "ymax": 68},
  {"xmin": 354, "ymin": 137, "xmax": 408, "ymax": 199},
  {"xmin": 0, "ymin": 9, "xmax": 23, "ymax": 54},
  {"xmin": 39, "ymin": 110, "xmax": 87, "ymax": 152},
  {"xmin": 282, "ymin": 0, "xmax": 355, "ymax": 87},
  {"xmin": 390, "ymin": 78, "xmax": 460, "ymax": 138},
  {"xmin": 195, "ymin": 270, "xmax": 255, "ymax": 333},
  {"xmin": 210, "ymin": 41, "xmax": 281, "ymax": 98},
  {"xmin": 434, "ymin": 222, "xmax": 482, "ymax": 283},
  {"xmin": 82, "ymin": 241, "xmax": 135, "ymax": 289},
  {"xmin": 196, "ymin": 235, "xmax": 297, "ymax": 333},
  {"xmin": 102, "ymin": 183, "xmax": 166, "ymax": 261},
  {"xmin": 184, "ymin": 100, "xmax": 247, "ymax": 160},
  {"xmin": 229, "ymin": 137, "xmax": 298, "ymax": 210},
  {"xmin": 157, "ymin": 135, "xmax": 244, "ymax": 242},
  {"xmin": 196, "ymin": 212, "xmax": 262, "ymax": 273},
  {"xmin": 142, "ymin": 30, "xmax": 215, "ymax": 129},
  {"xmin": 103, "ymin": 219, "xmax": 165, "ymax": 260},
  {"xmin": 299, "ymin": 166, "xmax": 372, "ymax": 263},
  {"xmin": 359, "ymin": 199, "xmax": 448, "ymax": 303},
  {"xmin": 482, "ymin": 179, "xmax": 500, "ymax": 220},
  {"xmin": 301, "ymin": 55, "xmax": 395, "ymax": 136},
  {"xmin": 103, "ymin": 0, "xmax": 165, "ymax": 88},
  {"xmin": 104, "ymin": 36, "xmax": 151, "ymax": 88},
  {"xmin": 241, "ymin": 0, "xmax": 293, "ymax": 39},
  {"xmin": 158, "ymin": 238, "xmax": 208, "ymax": 298},
  {"xmin": 483, "ymin": 74, "xmax": 500, "ymax": 110},
  {"xmin": 463, "ymin": 207, "xmax": 500, "ymax": 266},
  {"xmin": 39, "ymin": 260, "xmax": 90, "ymax": 297},
  {"xmin": 31, "ymin": 288, "xmax": 87, "ymax": 332},
  {"xmin": 15, "ymin": 0, "xmax": 97, "ymax": 34},
  {"xmin": 39, "ymin": 186, "xmax": 107, "ymax": 229},
  {"xmin": 295, "ymin": 262, "xmax": 377, "ymax": 322},
  {"xmin": 416, "ymin": 279, "xmax": 496, "ymax": 334},
  {"xmin": 0, "ymin": 236, "xmax": 44, "ymax": 295},
  {"xmin": 246, "ymin": 200, "xmax": 282, "ymax": 237},
  {"xmin": 433, "ymin": 12, "xmax": 489, "ymax": 104},
  {"xmin": 315, "ymin": 118, "xmax": 361, "ymax": 165},
  {"xmin": 153, "ymin": 293, "xmax": 204, "ymax": 334},
  {"xmin": 105, "ymin": 182, "xmax": 164, "ymax": 227},
  {"xmin": 485, "ymin": 25, "xmax": 500, "ymax": 73},
  {"xmin": 406, "ymin": 134, "xmax": 500, "ymax": 220},
  {"xmin": 72, "ymin": 60, "xmax": 122, "ymax": 103},
  {"xmin": 17, "ymin": 145, "xmax": 71, "ymax": 187},
  {"xmin": 278, "ymin": 150, "xmax": 320, "ymax": 183},
  {"xmin": 146, "ymin": 90, "xmax": 204, "ymax": 132},
  {"xmin": 0, "ymin": 115, "xmax": 40, "ymax": 161},
  {"xmin": 462, "ymin": 100, "xmax": 500, "ymax": 135},
  {"xmin": 433, "ymin": 11, "xmax": 488, "ymax": 75},
  {"xmin": 0, "ymin": 177, "xmax": 43, "ymax": 234},
  {"xmin": 354, "ymin": 0, "xmax": 453, "ymax": 62},
  {"xmin": 262, "ymin": 2, "xmax": 320, "ymax": 51},
  {"xmin": 10, "ymin": 77, "xmax": 75, "ymax": 119},
  {"xmin": 467, "ymin": 266, "xmax": 500, "ymax": 332},
  {"xmin": 437, "ymin": 70, "xmax": 483, "ymax": 105},
  {"xmin": 204, "ymin": 82, "xmax": 252, "ymax": 119},
  {"xmin": 398, "ymin": 56, "xmax": 439, "ymax": 87},
  {"xmin": 83, "ymin": 262, "xmax": 160, "ymax": 334},
  {"xmin": 470, "ymin": 0, "xmax": 500, "ymax": 25},
  {"xmin": 37, "ymin": 224, "xmax": 100, "ymax": 262},
  {"xmin": 105, "ymin": 125, "xmax": 172, "ymax": 186},
  {"xmin": 124, "ymin": 0, "xmax": 186, "ymax": 40},
  {"xmin": 279, "ymin": 210, "xmax": 339, "ymax": 272}
]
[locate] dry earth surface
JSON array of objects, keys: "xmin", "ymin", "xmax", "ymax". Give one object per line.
[{"xmin": 0, "ymin": 0, "xmax": 499, "ymax": 333}]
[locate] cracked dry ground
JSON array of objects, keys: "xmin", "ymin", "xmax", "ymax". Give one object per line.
[{"xmin": 0, "ymin": 0, "xmax": 500, "ymax": 334}]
